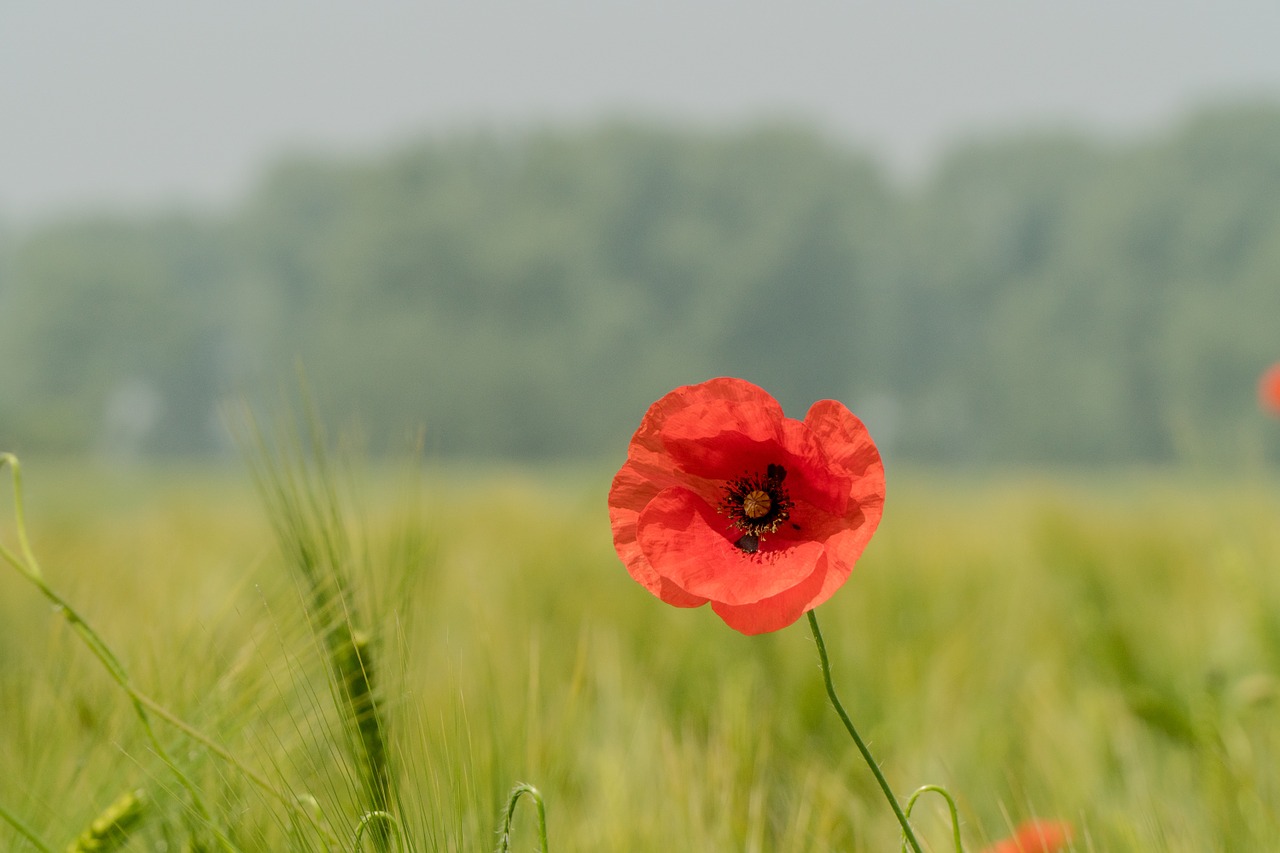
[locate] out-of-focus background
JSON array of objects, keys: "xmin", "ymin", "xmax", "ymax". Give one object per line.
[
  {"xmin": 3, "ymin": 1, "xmax": 1280, "ymax": 467},
  {"xmin": 7, "ymin": 8, "xmax": 1280, "ymax": 850}
]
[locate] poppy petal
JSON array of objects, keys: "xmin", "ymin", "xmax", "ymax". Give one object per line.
[
  {"xmin": 635, "ymin": 378, "xmax": 784, "ymax": 476},
  {"xmin": 660, "ymin": 414, "xmax": 851, "ymax": 516},
  {"xmin": 637, "ymin": 486, "xmax": 825, "ymax": 606},
  {"xmin": 982, "ymin": 820, "xmax": 1073, "ymax": 853},
  {"xmin": 609, "ymin": 379, "xmax": 886, "ymax": 634},
  {"xmin": 1260, "ymin": 362, "xmax": 1280, "ymax": 415},
  {"xmin": 711, "ymin": 557, "xmax": 829, "ymax": 635},
  {"xmin": 804, "ymin": 399, "xmax": 885, "ymax": 509},
  {"xmin": 609, "ymin": 464, "xmax": 708, "ymax": 608}
]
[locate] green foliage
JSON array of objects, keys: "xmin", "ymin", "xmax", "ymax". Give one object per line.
[
  {"xmin": 243, "ymin": 414, "xmax": 394, "ymax": 849},
  {"xmin": 3, "ymin": 461, "xmax": 1280, "ymax": 850},
  {"xmin": 3, "ymin": 105, "xmax": 1280, "ymax": 464}
]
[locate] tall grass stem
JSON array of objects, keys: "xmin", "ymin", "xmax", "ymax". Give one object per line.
[
  {"xmin": 240, "ymin": 401, "xmax": 395, "ymax": 849},
  {"xmin": 0, "ymin": 800, "xmax": 53, "ymax": 853},
  {"xmin": 2, "ymin": 454, "xmax": 340, "ymax": 851}
]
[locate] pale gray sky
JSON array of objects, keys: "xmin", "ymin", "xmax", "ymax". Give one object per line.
[{"xmin": 4, "ymin": 1, "xmax": 1280, "ymax": 223}]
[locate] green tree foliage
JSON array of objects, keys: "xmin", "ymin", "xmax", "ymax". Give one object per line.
[
  {"xmin": 0, "ymin": 215, "xmax": 234, "ymax": 454},
  {"xmin": 1, "ymin": 106, "xmax": 1278, "ymax": 464}
]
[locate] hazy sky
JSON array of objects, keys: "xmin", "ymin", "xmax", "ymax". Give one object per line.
[{"xmin": 4, "ymin": 1, "xmax": 1280, "ymax": 223}]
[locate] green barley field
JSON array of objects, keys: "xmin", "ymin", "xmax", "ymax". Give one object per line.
[{"xmin": 3, "ymin": 453, "xmax": 1280, "ymax": 851}]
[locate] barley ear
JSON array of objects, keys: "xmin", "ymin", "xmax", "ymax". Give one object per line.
[{"xmin": 64, "ymin": 789, "xmax": 146, "ymax": 853}]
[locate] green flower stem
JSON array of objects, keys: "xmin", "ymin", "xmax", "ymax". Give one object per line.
[
  {"xmin": 495, "ymin": 783, "xmax": 548, "ymax": 853},
  {"xmin": 806, "ymin": 610, "xmax": 924, "ymax": 853},
  {"xmin": 903, "ymin": 785, "xmax": 963, "ymax": 853}
]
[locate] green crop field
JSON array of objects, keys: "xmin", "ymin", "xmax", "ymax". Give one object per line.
[{"xmin": 3, "ymin": 455, "xmax": 1279, "ymax": 851}]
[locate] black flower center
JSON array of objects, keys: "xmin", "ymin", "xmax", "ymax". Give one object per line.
[{"xmin": 720, "ymin": 463, "xmax": 793, "ymax": 552}]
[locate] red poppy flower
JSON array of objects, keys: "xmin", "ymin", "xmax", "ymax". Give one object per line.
[
  {"xmin": 1260, "ymin": 363, "xmax": 1280, "ymax": 416},
  {"xmin": 608, "ymin": 377, "xmax": 885, "ymax": 635},
  {"xmin": 981, "ymin": 820, "xmax": 1073, "ymax": 853}
]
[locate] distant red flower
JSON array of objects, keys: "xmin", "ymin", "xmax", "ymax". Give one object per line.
[
  {"xmin": 608, "ymin": 378, "xmax": 885, "ymax": 635},
  {"xmin": 982, "ymin": 820, "xmax": 1073, "ymax": 853},
  {"xmin": 1260, "ymin": 363, "xmax": 1280, "ymax": 416}
]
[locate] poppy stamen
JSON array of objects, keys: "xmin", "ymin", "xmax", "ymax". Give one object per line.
[
  {"xmin": 719, "ymin": 465, "xmax": 793, "ymax": 549},
  {"xmin": 742, "ymin": 490, "xmax": 772, "ymax": 519}
]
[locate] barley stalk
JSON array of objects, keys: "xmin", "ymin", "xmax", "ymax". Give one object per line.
[{"xmin": 241, "ymin": 404, "xmax": 395, "ymax": 850}]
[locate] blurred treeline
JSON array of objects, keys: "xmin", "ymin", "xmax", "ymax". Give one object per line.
[{"xmin": 1, "ymin": 102, "xmax": 1278, "ymax": 465}]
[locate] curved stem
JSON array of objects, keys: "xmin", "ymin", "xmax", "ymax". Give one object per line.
[
  {"xmin": 0, "ymin": 454, "xmax": 42, "ymax": 579},
  {"xmin": 354, "ymin": 811, "xmax": 404, "ymax": 852},
  {"xmin": 495, "ymin": 783, "xmax": 548, "ymax": 853},
  {"xmin": 807, "ymin": 610, "xmax": 924, "ymax": 853},
  {"xmin": 904, "ymin": 785, "xmax": 964, "ymax": 853}
]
